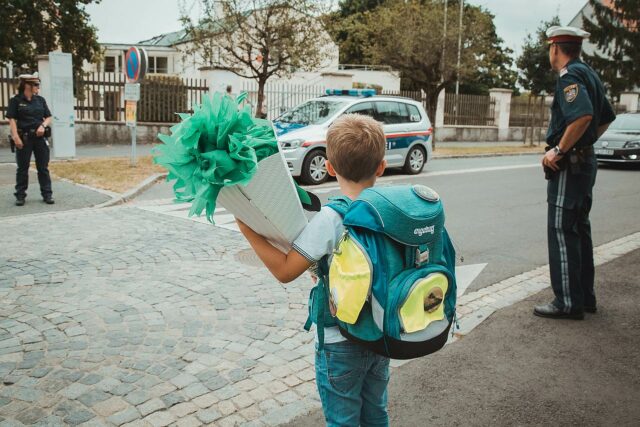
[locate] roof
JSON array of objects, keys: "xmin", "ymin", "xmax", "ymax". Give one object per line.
[{"xmin": 139, "ymin": 29, "xmax": 188, "ymax": 47}]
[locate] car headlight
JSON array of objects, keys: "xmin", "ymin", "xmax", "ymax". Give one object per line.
[
  {"xmin": 280, "ymin": 139, "xmax": 305, "ymax": 149},
  {"xmin": 623, "ymin": 140, "xmax": 640, "ymax": 148}
]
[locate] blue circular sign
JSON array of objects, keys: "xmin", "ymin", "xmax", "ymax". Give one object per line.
[{"xmin": 125, "ymin": 47, "xmax": 147, "ymax": 83}]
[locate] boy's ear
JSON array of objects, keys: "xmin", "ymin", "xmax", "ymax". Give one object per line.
[
  {"xmin": 326, "ymin": 160, "xmax": 337, "ymax": 177},
  {"xmin": 375, "ymin": 159, "xmax": 387, "ymax": 177}
]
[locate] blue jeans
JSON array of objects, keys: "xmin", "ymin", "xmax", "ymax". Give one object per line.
[{"xmin": 315, "ymin": 340, "xmax": 390, "ymax": 427}]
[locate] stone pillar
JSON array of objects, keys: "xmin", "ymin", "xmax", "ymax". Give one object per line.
[
  {"xmin": 489, "ymin": 88, "xmax": 513, "ymax": 141},
  {"xmin": 37, "ymin": 55, "xmax": 51, "ymax": 103},
  {"xmin": 620, "ymin": 92, "xmax": 639, "ymax": 113},
  {"xmin": 435, "ymin": 88, "xmax": 445, "ymax": 129}
]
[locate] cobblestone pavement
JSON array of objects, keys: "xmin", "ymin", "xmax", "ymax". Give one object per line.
[
  {"xmin": 0, "ymin": 207, "xmax": 319, "ymax": 426},
  {"xmin": 2, "ymin": 203, "xmax": 640, "ymax": 426}
]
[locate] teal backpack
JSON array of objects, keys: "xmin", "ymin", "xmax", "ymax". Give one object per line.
[{"xmin": 304, "ymin": 184, "xmax": 457, "ymax": 360}]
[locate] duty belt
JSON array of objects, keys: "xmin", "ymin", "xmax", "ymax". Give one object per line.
[{"xmin": 571, "ymin": 145, "xmax": 594, "ymax": 156}]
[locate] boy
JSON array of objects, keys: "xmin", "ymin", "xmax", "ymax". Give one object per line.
[{"xmin": 236, "ymin": 114, "xmax": 390, "ymax": 426}]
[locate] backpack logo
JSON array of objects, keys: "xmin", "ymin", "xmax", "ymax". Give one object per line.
[{"xmin": 414, "ymin": 225, "xmax": 435, "ymax": 236}]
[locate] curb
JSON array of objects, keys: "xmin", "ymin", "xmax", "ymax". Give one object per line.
[
  {"xmin": 433, "ymin": 151, "xmax": 543, "ymax": 160},
  {"xmin": 94, "ymin": 172, "xmax": 168, "ymax": 208}
]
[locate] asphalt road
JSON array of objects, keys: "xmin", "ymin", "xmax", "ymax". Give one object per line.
[
  {"xmin": 298, "ymin": 155, "xmax": 640, "ymax": 291},
  {"xmin": 137, "ymin": 153, "xmax": 640, "ymax": 291}
]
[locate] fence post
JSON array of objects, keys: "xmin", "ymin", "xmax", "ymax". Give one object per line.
[{"xmin": 489, "ymin": 88, "xmax": 512, "ymax": 141}]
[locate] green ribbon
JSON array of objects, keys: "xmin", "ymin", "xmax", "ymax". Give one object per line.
[{"xmin": 153, "ymin": 91, "xmax": 281, "ymax": 222}]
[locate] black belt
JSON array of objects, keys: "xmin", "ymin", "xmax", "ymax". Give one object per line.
[{"xmin": 571, "ymin": 145, "xmax": 594, "ymax": 156}]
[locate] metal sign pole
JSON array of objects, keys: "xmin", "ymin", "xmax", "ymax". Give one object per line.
[
  {"xmin": 131, "ymin": 122, "xmax": 137, "ymax": 166},
  {"xmin": 124, "ymin": 46, "xmax": 146, "ymax": 168}
]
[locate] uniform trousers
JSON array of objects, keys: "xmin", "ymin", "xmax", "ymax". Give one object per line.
[
  {"xmin": 15, "ymin": 135, "xmax": 52, "ymax": 199},
  {"xmin": 546, "ymin": 155, "xmax": 597, "ymax": 313}
]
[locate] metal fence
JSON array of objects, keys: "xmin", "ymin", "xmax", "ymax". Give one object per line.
[
  {"xmin": 75, "ymin": 73, "xmax": 208, "ymax": 123},
  {"xmin": 1, "ymin": 67, "xmax": 208, "ymax": 123},
  {"xmin": 444, "ymin": 93, "xmax": 496, "ymax": 126},
  {"xmin": 509, "ymin": 96, "xmax": 551, "ymax": 128},
  {"xmin": 240, "ymin": 81, "xmax": 325, "ymax": 120}
]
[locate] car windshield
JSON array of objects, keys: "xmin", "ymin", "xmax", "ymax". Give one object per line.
[
  {"xmin": 277, "ymin": 100, "xmax": 348, "ymax": 126},
  {"xmin": 608, "ymin": 114, "xmax": 640, "ymax": 131}
]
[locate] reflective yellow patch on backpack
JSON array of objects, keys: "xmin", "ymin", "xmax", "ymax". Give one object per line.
[
  {"xmin": 329, "ymin": 238, "xmax": 372, "ymax": 324},
  {"xmin": 400, "ymin": 273, "xmax": 449, "ymax": 333}
]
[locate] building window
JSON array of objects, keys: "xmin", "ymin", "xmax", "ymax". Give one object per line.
[
  {"xmin": 149, "ymin": 56, "xmax": 168, "ymax": 74},
  {"xmin": 104, "ymin": 56, "xmax": 116, "ymax": 72}
]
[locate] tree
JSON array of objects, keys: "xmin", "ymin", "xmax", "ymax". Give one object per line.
[
  {"xmin": 179, "ymin": 0, "xmax": 332, "ymax": 117},
  {"xmin": 582, "ymin": 0, "xmax": 640, "ymax": 97},
  {"xmin": 354, "ymin": 1, "xmax": 513, "ymax": 118},
  {"xmin": 516, "ymin": 16, "xmax": 560, "ymax": 96},
  {"xmin": 0, "ymin": 0, "xmax": 101, "ymax": 78},
  {"xmin": 323, "ymin": 0, "xmax": 385, "ymax": 64},
  {"xmin": 448, "ymin": 11, "xmax": 517, "ymax": 95}
]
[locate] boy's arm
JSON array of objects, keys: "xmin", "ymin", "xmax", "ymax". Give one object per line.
[{"xmin": 236, "ymin": 219, "xmax": 312, "ymax": 283}]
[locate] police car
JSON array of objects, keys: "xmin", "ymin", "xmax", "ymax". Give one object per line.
[{"xmin": 274, "ymin": 89, "xmax": 433, "ymax": 185}]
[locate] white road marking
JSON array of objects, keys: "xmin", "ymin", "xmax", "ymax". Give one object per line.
[
  {"xmin": 456, "ymin": 263, "xmax": 487, "ymax": 297},
  {"xmin": 305, "ymin": 163, "xmax": 540, "ymax": 193}
]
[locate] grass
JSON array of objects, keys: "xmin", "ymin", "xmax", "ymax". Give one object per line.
[
  {"xmin": 433, "ymin": 144, "xmax": 544, "ymax": 157},
  {"xmin": 49, "ymin": 156, "xmax": 166, "ymax": 193}
]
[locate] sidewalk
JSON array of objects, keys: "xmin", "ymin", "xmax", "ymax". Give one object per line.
[
  {"xmin": 0, "ymin": 164, "xmax": 111, "ymax": 218},
  {"xmin": 285, "ymin": 248, "xmax": 640, "ymax": 426}
]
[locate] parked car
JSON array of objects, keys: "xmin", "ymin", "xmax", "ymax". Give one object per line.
[
  {"xmin": 594, "ymin": 112, "xmax": 640, "ymax": 164},
  {"xmin": 273, "ymin": 89, "xmax": 433, "ymax": 185}
]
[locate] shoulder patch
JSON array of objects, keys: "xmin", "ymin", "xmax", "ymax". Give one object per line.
[{"xmin": 563, "ymin": 84, "xmax": 578, "ymax": 103}]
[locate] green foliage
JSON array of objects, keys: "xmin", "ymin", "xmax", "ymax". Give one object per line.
[
  {"xmin": 583, "ymin": 0, "xmax": 640, "ymax": 97},
  {"xmin": 324, "ymin": 0, "xmax": 385, "ymax": 64},
  {"xmin": 0, "ymin": 0, "xmax": 101, "ymax": 78},
  {"xmin": 516, "ymin": 16, "xmax": 560, "ymax": 96},
  {"xmin": 342, "ymin": 0, "xmax": 515, "ymax": 117}
]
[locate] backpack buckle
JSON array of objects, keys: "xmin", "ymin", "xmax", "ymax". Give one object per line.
[{"xmin": 416, "ymin": 248, "xmax": 429, "ymax": 266}]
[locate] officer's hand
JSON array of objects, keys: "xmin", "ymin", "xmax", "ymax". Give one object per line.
[
  {"xmin": 14, "ymin": 138, "xmax": 23, "ymax": 150},
  {"xmin": 36, "ymin": 125, "xmax": 45, "ymax": 137},
  {"xmin": 542, "ymin": 149, "xmax": 562, "ymax": 171}
]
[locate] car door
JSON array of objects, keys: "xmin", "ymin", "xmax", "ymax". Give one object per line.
[{"xmin": 374, "ymin": 101, "xmax": 410, "ymax": 166}]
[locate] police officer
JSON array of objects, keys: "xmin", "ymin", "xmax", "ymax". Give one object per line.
[
  {"xmin": 534, "ymin": 26, "xmax": 616, "ymax": 320},
  {"xmin": 6, "ymin": 72, "xmax": 54, "ymax": 206}
]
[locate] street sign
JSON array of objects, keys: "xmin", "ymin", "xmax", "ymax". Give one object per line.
[
  {"xmin": 125, "ymin": 47, "xmax": 148, "ymax": 83},
  {"xmin": 125, "ymin": 101, "xmax": 137, "ymax": 127},
  {"xmin": 124, "ymin": 83, "xmax": 140, "ymax": 102}
]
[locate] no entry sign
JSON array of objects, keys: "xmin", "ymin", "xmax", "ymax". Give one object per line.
[{"xmin": 125, "ymin": 47, "xmax": 148, "ymax": 83}]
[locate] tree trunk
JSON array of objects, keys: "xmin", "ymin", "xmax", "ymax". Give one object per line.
[{"xmin": 256, "ymin": 77, "xmax": 267, "ymax": 119}]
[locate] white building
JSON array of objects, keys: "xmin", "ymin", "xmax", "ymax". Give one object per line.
[{"xmin": 89, "ymin": 26, "xmax": 400, "ymax": 92}]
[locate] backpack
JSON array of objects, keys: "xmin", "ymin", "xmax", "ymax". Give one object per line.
[{"xmin": 304, "ymin": 184, "xmax": 457, "ymax": 360}]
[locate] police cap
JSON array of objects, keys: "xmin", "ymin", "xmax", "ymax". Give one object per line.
[
  {"xmin": 546, "ymin": 26, "xmax": 590, "ymax": 44},
  {"xmin": 17, "ymin": 72, "xmax": 40, "ymax": 83}
]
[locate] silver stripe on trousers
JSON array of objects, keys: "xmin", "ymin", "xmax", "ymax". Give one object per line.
[{"xmin": 554, "ymin": 169, "xmax": 571, "ymax": 312}]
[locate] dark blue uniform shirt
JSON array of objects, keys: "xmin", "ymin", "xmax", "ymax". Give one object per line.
[
  {"xmin": 6, "ymin": 93, "xmax": 52, "ymax": 132},
  {"xmin": 546, "ymin": 58, "xmax": 616, "ymax": 148}
]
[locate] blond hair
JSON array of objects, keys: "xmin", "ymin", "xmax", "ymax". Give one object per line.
[{"xmin": 326, "ymin": 114, "xmax": 386, "ymax": 182}]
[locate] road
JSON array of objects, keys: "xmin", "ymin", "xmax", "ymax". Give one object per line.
[{"xmin": 137, "ymin": 154, "xmax": 640, "ymax": 292}]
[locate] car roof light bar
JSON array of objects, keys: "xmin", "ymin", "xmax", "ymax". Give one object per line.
[{"xmin": 325, "ymin": 89, "xmax": 377, "ymax": 97}]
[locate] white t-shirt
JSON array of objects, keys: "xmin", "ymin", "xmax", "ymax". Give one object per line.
[{"xmin": 292, "ymin": 207, "xmax": 346, "ymax": 344}]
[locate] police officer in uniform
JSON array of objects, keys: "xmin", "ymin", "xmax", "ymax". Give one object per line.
[
  {"xmin": 7, "ymin": 72, "xmax": 54, "ymax": 206},
  {"xmin": 534, "ymin": 27, "xmax": 616, "ymax": 320}
]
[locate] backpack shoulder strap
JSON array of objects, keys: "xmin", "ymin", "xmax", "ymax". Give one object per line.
[{"xmin": 326, "ymin": 196, "xmax": 352, "ymax": 218}]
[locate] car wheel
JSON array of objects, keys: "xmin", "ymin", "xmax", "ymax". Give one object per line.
[
  {"xmin": 301, "ymin": 150, "xmax": 329, "ymax": 185},
  {"xmin": 403, "ymin": 146, "xmax": 426, "ymax": 175}
]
